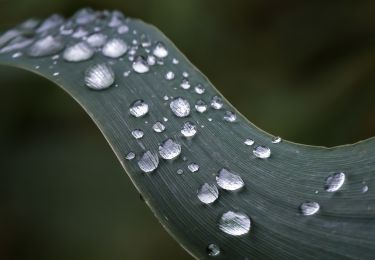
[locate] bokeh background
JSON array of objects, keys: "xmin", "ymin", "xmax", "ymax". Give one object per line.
[{"xmin": 1, "ymin": 0, "xmax": 375, "ymax": 259}]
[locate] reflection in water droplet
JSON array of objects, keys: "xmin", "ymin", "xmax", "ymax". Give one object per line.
[
  {"xmin": 84, "ymin": 63, "xmax": 115, "ymax": 90},
  {"xmin": 86, "ymin": 33, "xmax": 107, "ymax": 47},
  {"xmin": 159, "ymin": 138, "xmax": 181, "ymax": 160},
  {"xmin": 188, "ymin": 163, "xmax": 199, "ymax": 173},
  {"xmin": 153, "ymin": 41, "xmax": 168, "ymax": 58},
  {"xmin": 181, "ymin": 121, "xmax": 197, "ymax": 137},
  {"xmin": 27, "ymin": 35, "xmax": 64, "ymax": 57},
  {"xmin": 223, "ymin": 111, "xmax": 236, "ymax": 122},
  {"xmin": 253, "ymin": 146, "xmax": 271, "ymax": 159},
  {"xmin": 219, "ymin": 211, "xmax": 251, "ymax": 236},
  {"xmin": 194, "ymin": 84, "xmax": 205, "ymax": 94},
  {"xmin": 152, "ymin": 121, "xmax": 166, "ymax": 133},
  {"xmin": 207, "ymin": 244, "xmax": 221, "ymax": 257},
  {"xmin": 216, "ymin": 168, "xmax": 244, "ymax": 191},
  {"xmin": 211, "ymin": 96, "xmax": 223, "ymax": 110},
  {"xmin": 138, "ymin": 151, "xmax": 159, "ymax": 173},
  {"xmin": 197, "ymin": 183, "xmax": 219, "ymax": 204},
  {"xmin": 244, "ymin": 138, "xmax": 254, "ymax": 146},
  {"xmin": 170, "ymin": 97, "xmax": 190, "ymax": 117},
  {"xmin": 102, "ymin": 38, "xmax": 128, "ymax": 58},
  {"xmin": 272, "ymin": 136, "xmax": 282, "ymax": 144},
  {"xmin": 129, "ymin": 99, "xmax": 149, "ymax": 117},
  {"xmin": 180, "ymin": 79, "xmax": 191, "ymax": 89},
  {"xmin": 324, "ymin": 172, "xmax": 345, "ymax": 192},
  {"xmin": 131, "ymin": 129, "xmax": 144, "ymax": 139},
  {"xmin": 132, "ymin": 56, "xmax": 149, "ymax": 73},
  {"xmin": 63, "ymin": 42, "xmax": 93, "ymax": 62},
  {"xmin": 195, "ymin": 100, "xmax": 208, "ymax": 113},
  {"xmin": 125, "ymin": 152, "xmax": 135, "ymax": 160},
  {"xmin": 299, "ymin": 201, "xmax": 320, "ymax": 216},
  {"xmin": 165, "ymin": 71, "xmax": 175, "ymax": 80}
]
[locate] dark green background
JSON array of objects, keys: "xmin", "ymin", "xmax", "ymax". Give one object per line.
[{"xmin": 0, "ymin": 0, "xmax": 374, "ymax": 259}]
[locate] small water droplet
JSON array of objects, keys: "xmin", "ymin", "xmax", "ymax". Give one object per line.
[
  {"xmin": 86, "ymin": 33, "xmax": 107, "ymax": 47},
  {"xmin": 219, "ymin": 211, "xmax": 251, "ymax": 236},
  {"xmin": 27, "ymin": 35, "xmax": 64, "ymax": 57},
  {"xmin": 180, "ymin": 79, "xmax": 191, "ymax": 89},
  {"xmin": 72, "ymin": 27, "xmax": 89, "ymax": 38},
  {"xmin": 163, "ymin": 95, "xmax": 169, "ymax": 101},
  {"xmin": 152, "ymin": 41, "xmax": 168, "ymax": 58},
  {"xmin": 324, "ymin": 172, "xmax": 345, "ymax": 192},
  {"xmin": 207, "ymin": 244, "xmax": 221, "ymax": 257},
  {"xmin": 172, "ymin": 58, "xmax": 179, "ymax": 64},
  {"xmin": 211, "ymin": 96, "xmax": 223, "ymax": 110},
  {"xmin": 177, "ymin": 169, "xmax": 184, "ymax": 175},
  {"xmin": 244, "ymin": 138, "xmax": 254, "ymax": 146},
  {"xmin": 181, "ymin": 121, "xmax": 197, "ymax": 137},
  {"xmin": 223, "ymin": 111, "xmax": 236, "ymax": 122},
  {"xmin": 138, "ymin": 151, "xmax": 159, "ymax": 173},
  {"xmin": 146, "ymin": 55, "xmax": 156, "ymax": 66},
  {"xmin": 36, "ymin": 14, "xmax": 64, "ymax": 33},
  {"xmin": 12, "ymin": 52, "xmax": 22, "ymax": 58},
  {"xmin": 272, "ymin": 136, "xmax": 282, "ymax": 144},
  {"xmin": 52, "ymin": 72, "xmax": 59, "ymax": 76},
  {"xmin": 123, "ymin": 70, "xmax": 131, "ymax": 77},
  {"xmin": 188, "ymin": 163, "xmax": 199, "ymax": 173},
  {"xmin": 182, "ymin": 71, "xmax": 189, "ymax": 78},
  {"xmin": 299, "ymin": 201, "xmax": 320, "ymax": 216},
  {"xmin": 132, "ymin": 56, "xmax": 149, "ymax": 73},
  {"xmin": 163, "ymin": 117, "xmax": 168, "ymax": 122},
  {"xmin": 84, "ymin": 63, "xmax": 115, "ymax": 90},
  {"xmin": 117, "ymin": 24, "xmax": 129, "ymax": 34},
  {"xmin": 102, "ymin": 38, "xmax": 128, "ymax": 58},
  {"xmin": 253, "ymin": 145, "xmax": 271, "ymax": 159},
  {"xmin": 170, "ymin": 97, "xmax": 190, "ymax": 117},
  {"xmin": 131, "ymin": 129, "xmax": 144, "ymax": 139},
  {"xmin": 152, "ymin": 121, "xmax": 166, "ymax": 133},
  {"xmin": 74, "ymin": 8, "xmax": 96, "ymax": 24},
  {"xmin": 216, "ymin": 168, "xmax": 244, "ymax": 191},
  {"xmin": 125, "ymin": 152, "xmax": 135, "ymax": 160},
  {"xmin": 159, "ymin": 138, "xmax": 181, "ymax": 160},
  {"xmin": 129, "ymin": 99, "xmax": 149, "ymax": 117},
  {"xmin": 195, "ymin": 100, "xmax": 208, "ymax": 113},
  {"xmin": 140, "ymin": 34, "xmax": 151, "ymax": 48},
  {"xmin": 197, "ymin": 183, "xmax": 219, "ymax": 204},
  {"xmin": 194, "ymin": 84, "xmax": 205, "ymax": 94},
  {"xmin": 362, "ymin": 185, "xmax": 369, "ymax": 193},
  {"xmin": 63, "ymin": 42, "xmax": 94, "ymax": 62},
  {"xmin": 165, "ymin": 71, "xmax": 175, "ymax": 80}
]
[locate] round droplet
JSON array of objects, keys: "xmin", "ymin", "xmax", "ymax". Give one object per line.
[
  {"xmin": 172, "ymin": 58, "xmax": 179, "ymax": 64},
  {"xmin": 216, "ymin": 168, "xmax": 244, "ymax": 191},
  {"xmin": 152, "ymin": 121, "xmax": 166, "ymax": 133},
  {"xmin": 197, "ymin": 183, "xmax": 219, "ymax": 204},
  {"xmin": 177, "ymin": 169, "xmax": 184, "ymax": 175},
  {"xmin": 195, "ymin": 100, "xmax": 208, "ymax": 113},
  {"xmin": 219, "ymin": 211, "xmax": 251, "ymax": 236},
  {"xmin": 244, "ymin": 138, "xmax": 254, "ymax": 146},
  {"xmin": 159, "ymin": 138, "xmax": 181, "ymax": 160},
  {"xmin": 253, "ymin": 145, "xmax": 271, "ymax": 159},
  {"xmin": 362, "ymin": 185, "xmax": 369, "ymax": 193},
  {"xmin": 147, "ymin": 55, "xmax": 156, "ymax": 66},
  {"xmin": 152, "ymin": 41, "xmax": 168, "ymax": 58},
  {"xmin": 194, "ymin": 84, "xmax": 205, "ymax": 94},
  {"xmin": 74, "ymin": 8, "xmax": 96, "ymax": 24},
  {"xmin": 140, "ymin": 34, "xmax": 151, "ymax": 48},
  {"xmin": 36, "ymin": 14, "xmax": 64, "ymax": 33},
  {"xmin": 84, "ymin": 63, "xmax": 115, "ymax": 90},
  {"xmin": 131, "ymin": 129, "xmax": 144, "ymax": 139},
  {"xmin": 129, "ymin": 99, "xmax": 149, "ymax": 117},
  {"xmin": 165, "ymin": 71, "xmax": 175, "ymax": 80},
  {"xmin": 132, "ymin": 56, "xmax": 149, "ymax": 73},
  {"xmin": 180, "ymin": 79, "xmax": 191, "ymax": 89},
  {"xmin": 27, "ymin": 35, "xmax": 64, "ymax": 57},
  {"xmin": 86, "ymin": 33, "xmax": 107, "ymax": 47},
  {"xmin": 117, "ymin": 24, "xmax": 129, "ymax": 34},
  {"xmin": 63, "ymin": 42, "xmax": 94, "ymax": 62},
  {"xmin": 102, "ymin": 38, "xmax": 128, "ymax": 58},
  {"xmin": 188, "ymin": 163, "xmax": 199, "ymax": 173},
  {"xmin": 272, "ymin": 136, "xmax": 282, "ymax": 144},
  {"xmin": 207, "ymin": 244, "xmax": 220, "ymax": 257},
  {"xmin": 211, "ymin": 96, "xmax": 223, "ymax": 110},
  {"xmin": 125, "ymin": 152, "xmax": 135, "ymax": 160},
  {"xmin": 299, "ymin": 201, "xmax": 320, "ymax": 216},
  {"xmin": 181, "ymin": 121, "xmax": 197, "ymax": 137},
  {"xmin": 138, "ymin": 151, "xmax": 159, "ymax": 173},
  {"xmin": 182, "ymin": 71, "xmax": 189, "ymax": 78},
  {"xmin": 223, "ymin": 111, "xmax": 236, "ymax": 122},
  {"xmin": 170, "ymin": 97, "xmax": 190, "ymax": 117},
  {"xmin": 324, "ymin": 172, "xmax": 345, "ymax": 192}
]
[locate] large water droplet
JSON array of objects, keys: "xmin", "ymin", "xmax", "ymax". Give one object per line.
[
  {"xmin": 324, "ymin": 172, "xmax": 345, "ymax": 192},
  {"xmin": 152, "ymin": 41, "xmax": 168, "ymax": 58},
  {"xmin": 129, "ymin": 99, "xmax": 149, "ymax": 117},
  {"xmin": 86, "ymin": 33, "xmax": 107, "ymax": 47},
  {"xmin": 216, "ymin": 168, "xmax": 244, "ymax": 191},
  {"xmin": 211, "ymin": 96, "xmax": 223, "ymax": 110},
  {"xmin": 223, "ymin": 111, "xmax": 236, "ymax": 122},
  {"xmin": 152, "ymin": 121, "xmax": 166, "ymax": 133},
  {"xmin": 102, "ymin": 38, "xmax": 128, "ymax": 58},
  {"xmin": 158, "ymin": 138, "xmax": 181, "ymax": 160},
  {"xmin": 132, "ymin": 56, "xmax": 149, "ymax": 73},
  {"xmin": 84, "ymin": 63, "xmax": 115, "ymax": 90},
  {"xmin": 138, "ymin": 151, "xmax": 159, "ymax": 173},
  {"xmin": 170, "ymin": 97, "xmax": 190, "ymax": 117},
  {"xmin": 299, "ymin": 201, "xmax": 320, "ymax": 216},
  {"xmin": 207, "ymin": 244, "xmax": 221, "ymax": 257},
  {"xmin": 27, "ymin": 35, "xmax": 64, "ymax": 57},
  {"xmin": 131, "ymin": 129, "xmax": 144, "ymax": 139},
  {"xmin": 195, "ymin": 100, "xmax": 208, "ymax": 113},
  {"xmin": 219, "ymin": 211, "xmax": 251, "ymax": 236},
  {"xmin": 188, "ymin": 163, "xmax": 199, "ymax": 173},
  {"xmin": 0, "ymin": 36, "xmax": 34, "ymax": 54},
  {"xmin": 197, "ymin": 183, "xmax": 219, "ymax": 204},
  {"xmin": 181, "ymin": 121, "xmax": 197, "ymax": 137},
  {"xmin": 63, "ymin": 42, "xmax": 94, "ymax": 62},
  {"xmin": 253, "ymin": 145, "xmax": 271, "ymax": 159}
]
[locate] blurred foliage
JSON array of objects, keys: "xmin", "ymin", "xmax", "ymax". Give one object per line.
[{"xmin": 0, "ymin": 0, "xmax": 374, "ymax": 259}]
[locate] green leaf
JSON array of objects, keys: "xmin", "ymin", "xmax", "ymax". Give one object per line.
[{"xmin": 1, "ymin": 8, "xmax": 375, "ymax": 259}]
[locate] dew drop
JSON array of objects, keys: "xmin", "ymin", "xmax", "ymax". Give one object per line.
[
  {"xmin": 131, "ymin": 129, "xmax": 144, "ymax": 139},
  {"xmin": 74, "ymin": 8, "xmax": 96, "ymax": 24},
  {"xmin": 158, "ymin": 138, "xmax": 181, "ymax": 160},
  {"xmin": 129, "ymin": 99, "xmax": 149, "ymax": 117},
  {"xmin": 324, "ymin": 172, "xmax": 345, "ymax": 192},
  {"xmin": 177, "ymin": 169, "xmax": 184, "ymax": 175},
  {"xmin": 362, "ymin": 185, "xmax": 369, "ymax": 193},
  {"xmin": 72, "ymin": 27, "xmax": 88, "ymax": 38},
  {"xmin": 132, "ymin": 56, "xmax": 150, "ymax": 73},
  {"xmin": 223, "ymin": 111, "xmax": 236, "ymax": 122},
  {"xmin": 181, "ymin": 121, "xmax": 197, "ymax": 137},
  {"xmin": 86, "ymin": 33, "xmax": 107, "ymax": 47},
  {"xmin": 197, "ymin": 183, "xmax": 219, "ymax": 204},
  {"xmin": 207, "ymin": 244, "xmax": 221, "ymax": 257},
  {"xmin": 12, "ymin": 52, "xmax": 22, "ymax": 58},
  {"xmin": 125, "ymin": 152, "xmax": 135, "ymax": 160},
  {"xmin": 163, "ymin": 95, "xmax": 169, "ymax": 101},
  {"xmin": 123, "ymin": 70, "xmax": 131, "ymax": 77},
  {"xmin": 140, "ymin": 34, "xmax": 151, "ymax": 48},
  {"xmin": 194, "ymin": 84, "xmax": 205, "ymax": 94},
  {"xmin": 170, "ymin": 97, "xmax": 190, "ymax": 117},
  {"xmin": 188, "ymin": 163, "xmax": 199, "ymax": 173},
  {"xmin": 195, "ymin": 100, "xmax": 208, "ymax": 113},
  {"xmin": 36, "ymin": 14, "xmax": 64, "ymax": 33},
  {"xmin": 0, "ymin": 36, "xmax": 33, "ymax": 54},
  {"xmin": 152, "ymin": 121, "xmax": 166, "ymax": 133},
  {"xmin": 216, "ymin": 168, "xmax": 244, "ymax": 191},
  {"xmin": 138, "ymin": 151, "xmax": 159, "ymax": 173},
  {"xmin": 299, "ymin": 201, "xmax": 320, "ymax": 216},
  {"xmin": 211, "ymin": 96, "xmax": 223, "ymax": 110},
  {"xmin": 152, "ymin": 41, "xmax": 168, "ymax": 58},
  {"xmin": 117, "ymin": 24, "xmax": 129, "ymax": 34},
  {"xmin": 272, "ymin": 136, "xmax": 282, "ymax": 144},
  {"xmin": 102, "ymin": 38, "xmax": 128, "ymax": 58},
  {"xmin": 253, "ymin": 145, "xmax": 271, "ymax": 159},
  {"xmin": 27, "ymin": 35, "xmax": 64, "ymax": 57},
  {"xmin": 52, "ymin": 72, "xmax": 59, "ymax": 76},
  {"xmin": 146, "ymin": 55, "xmax": 156, "ymax": 66},
  {"xmin": 63, "ymin": 42, "xmax": 93, "ymax": 62},
  {"xmin": 84, "ymin": 63, "xmax": 115, "ymax": 90},
  {"xmin": 244, "ymin": 138, "xmax": 254, "ymax": 146},
  {"xmin": 182, "ymin": 71, "xmax": 189, "ymax": 78},
  {"xmin": 219, "ymin": 211, "xmax": 251, "ymax": 236},
  {"xmin": 165, "ymin": 71, "xmax": 175, "ymax": 80},
  {"xmin": 172, "ymin": 58, "xmax": 179, "ymax": 64},
  {"xmin": 180, "ymin": 79, "xmax": 191, "ymax": 89}
]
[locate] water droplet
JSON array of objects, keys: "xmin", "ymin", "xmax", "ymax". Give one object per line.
[
  {"xmin": 165, "ymin": 71, "xmax": 175, "ymax": 80},
  {"xmin": 12, "ymin": 52, "xmax": 22, "ymax": 58},
  {"xmin": 146, "ymin": 55, "xmax": 156, "ymax": 66},
  {"xmin": 152, "ymin": 121, "xmax": 166, "ymax": 133},
  {"xmin": 253, "ymin": 145, "xmax": 271, "ymax": 159},
  {"xmin": 207, "ymin": 244, "xmax": 221, "ymax": 257},
  {"xmin": 211, "ymin": 96, "xmax": 223, "ymax": 110},
  {"xmin": 181, "ymin": 121, "xmax": 197, "ymax": 137},
  {"xmin": 131, "ymin": 129, "xmax": 144, "ymax": 139},
  {"xmin": 52, "ymin": 72, "xmax": 59, "ymax": 76},
  {"xmin": 123, "ymin": 70, "xmax": 131, "ymax": 77},
  {"xmin": 163, "ymin": 117, "xmax": 168, "ymax": 122},
  {"xmin": 86, "ymin": 33, "xmax": 107, "ymax": 47},
  {"xmin": 182, "ymin": 71, "xmax": 189, "ymax": 78},
  {"xmin": 219, "ymin": 211, "xmax": 251, "ymax": 236},
  {"xmin": 362, "ymin": 185, "xmax": 369, "ymax": 193},
  {"xmin": 74, "ymin": 8, "xmax": 96, "ymax": 24},
  {"xmin": 299, "ymin": 201, "xmax": 320, "ymax": 216},
  {"xmin": 197, "ymin": 183, "xmax": 219, "ymax": 204},
  {"xmin": 159, "ymin": 138, "xmax": 181, "ymax": 160},
  {"xmin": 63, "ymin": 42, "xmax": 93, "ymax": 62},
  {"xmin": 117, "ymin": 24, "xmax": 129, "ymax": 34},
  {"xmin": 125, "ymin": 152, "xmax": 135, "ymax": 160},
  {"xmin": 72, "ymin": 27, "xmax": 89, "ymax": 38},
  {"xmin": 132, "ymin": 56, "xmax": 150, "ymax": 73},
  {"xmin": 324, "ymin": 172, "xmax": 345, "ymax": 192},
  {"xmin": 108, "ymin": 10, "xmax": 125, "ymax": 27},
  {"xmin": 84, "ymin": 63, "xmax": 115, "ymax": 90},
  {"xmin": 152, "ymin": 41, "xmax": 168, "ymax": 58},
  {"xmin": 188, "ymin": 163, "xmax": 199, "ymax": 172},
  {"xmin": 177, "ymin": 169, "xmax": 184, "ymax": 175},
  {"xmin": 216, "ymin": 168, "xmax": 244, "ymax": 191},
  {"xmin": 163, "ymin": 95, "xmax": 169, "ymax": 101},
  {"xmin": 194, "ymin": 84, "xmax": 205, "ymax": 94},
  {"xmin": 36, "ymin": 14, "xmax": 64, "ymax": 33},
  {"xmin": 129, "ymin": 99, "xmax": 149, "ymax": 117},
  {"xmin": 223, "ymin": 111, "xmax": 236, "ymax": 122},
  {"xmin": 27, "ymin": 35, "xmax": 64, "ymax": 57},
  {"xmin": 0, "ymin": 36, "xmax": 34, "ymax": 54},
  {"xmin": 272, "ymin": 136, "xmax": 282, "ymax": 144},
  {"xmin": 138, "ymin": 151, "xmax": 159, "ymax": 173},
  {"xmin": 244, "ymin": 138, "xmax": 254, "ymax": 146},
  {"xmin": 195, "ymin": 100, "xmax": 208, "ymax": 113},
  {"xmin": 140, "ymin": 34, "xmax": 151, "ymax": 48},
  {"xmin": 172, "ymin": 58, "xmax": 179, "ymax": 64},
  {"xmin": 170, "ymin": 97, "xmax": 190, "ymax": 117},
  {"xmin": 102, "ymin": 38, "xmax": 128, "ymax": 58}
]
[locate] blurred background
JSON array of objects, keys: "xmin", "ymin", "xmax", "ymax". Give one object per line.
[{"xmin": 0, "ymin": 0, "xmax": 375, "ymax": 259}]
